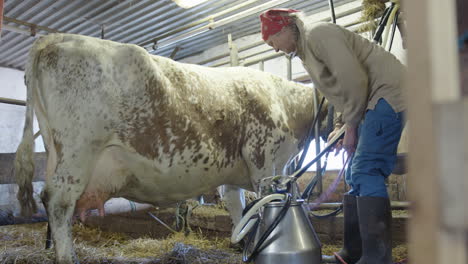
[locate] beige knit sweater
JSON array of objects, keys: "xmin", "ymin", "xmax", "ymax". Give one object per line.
[{"xmin": 294, "ymin": 13, "xmax": 406, "ymax": 127}]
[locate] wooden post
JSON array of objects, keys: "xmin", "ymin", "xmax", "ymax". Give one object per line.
[{"xmin": 405, "ymin": 0, "xmax": 467, "ymax": 263}]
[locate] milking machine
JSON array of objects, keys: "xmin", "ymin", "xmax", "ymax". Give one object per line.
[{"xmin": 231, "ymin": 125, "xmax": 346, "ymax": 264}]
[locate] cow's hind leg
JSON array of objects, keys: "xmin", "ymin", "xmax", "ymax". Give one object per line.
[
  {"xmin": 221, "ymin": 185, "xmax": 246, "ymax": 228},
  {"xmin": 40, "ymin": 193, "xmax": 52, "ymax": 249},
  {"xmin": 43, "ymin": 161, "xmax": 90, "ymax": 264}
]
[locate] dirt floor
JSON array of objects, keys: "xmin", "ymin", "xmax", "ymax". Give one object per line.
[{"xmin": 0, "ymin": 221, "xmax": 407, "ymax": 264}]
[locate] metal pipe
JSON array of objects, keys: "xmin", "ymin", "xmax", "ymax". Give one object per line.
[
  {"xmin": 147, "ymin": 0, "xmax": 291, "ymax": 51},
  {"xmin": 307, "ymin": 201, "xmax": 410, "ymax": 211},
  {"xmin": 195, "ymin": 41, "xmax": 266, "ymax": 65},
  {"xmin": 219, "ymin": 16, "xmax": 366, "ymax": 68},
  {"xmin": 139, "ymin": 0, "xmax": 263, "ymax": 47},
  {"xmin": 170, "ymin": 46, "xmax": 181, "ymax": 59},
  {"xmin": 200, "ymin": 5, "xmax": 363, "ymax": 67},
  {"xmin": 197, "ymin": 52, "xmax": 230, "ymax": 65},
  {"xmin": 312, "ymin": 90, "xmax": 322, "ymax": 194},
  {"xmin": 239, "ymin": 40, "xmax": 265, "ymax": 52},
  {"xmin": 286, "ymin": 55, "xmax": 292, "ymax": 81},
  {"xmin": 243, "ymin": 52, "xmax": 283, "ymax": 66},
  {"xmin": 194, "ymin": 2, "xmax": 362, "ymax": 66},
  {"xmin": 4, "ymin": 16, "xmax": 61, "ymax": 34},
  {"xmin": 2, "ymin": 24, "xmax": 44, "ymax": 37},
  {"xmin": 201, "ymin": 46, "xmax": 270, "ymax": 67},
  {"xmin": 0, "ymin": 97, "xmax": 26, "ymax": 106},
  {"xmin": 241, "ymin": 47, "xmax": 273, "ymax": 61},
  {"xmin": 259, "ymin": 60, "xmax": 264, "ymax": 71},
  {"xmin": 328, "ymin": 0, "xmax": 336, "ymax": 24},
  {"xmin": 343, "ymin": 19, "xmax": 364, "ymax": 28},
  {"xmin": 101, "ymin": 25, "xmax": 105, "ymax": 39}
]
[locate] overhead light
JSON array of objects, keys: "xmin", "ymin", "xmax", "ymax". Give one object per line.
[{"xmin": 172, "ymin": 0, "xmax": 210, "ymax": 9}]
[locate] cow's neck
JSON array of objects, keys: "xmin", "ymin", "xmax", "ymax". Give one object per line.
[{"xmin": 282, "ymin": 85, "xmax": 328, "ymax": 149}]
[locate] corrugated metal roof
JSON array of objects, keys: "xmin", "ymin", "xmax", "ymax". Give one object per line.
[{"xmin": 0, "ymin": 0, "xmax": 355, "ymax": 70}]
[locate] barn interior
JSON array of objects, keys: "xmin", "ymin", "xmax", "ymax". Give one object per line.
[{"xmin": 0, "ymin": 0, "xmax": 467, "ymax": 264}]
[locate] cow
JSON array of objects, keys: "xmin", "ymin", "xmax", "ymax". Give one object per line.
[{"xmin": 15, "ymin": 33, "xmax": 329, "ymax": 264}]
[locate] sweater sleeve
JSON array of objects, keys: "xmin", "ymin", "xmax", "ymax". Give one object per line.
[{"xmin": 308, "ymin": 24, "xmax": 369, "ymax": 127}]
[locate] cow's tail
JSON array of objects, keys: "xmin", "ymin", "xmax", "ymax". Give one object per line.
[
  {"xmin": 14, "ymin": 77, "xmax": 37, "ymax": 217},
  {"xmin": 14, "ymin": 38, "xmax": 46, "ymax": 217}
]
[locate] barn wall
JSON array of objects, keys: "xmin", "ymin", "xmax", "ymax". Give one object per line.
[{"xmin": 0, "ymin": 66, "xmax": 44, "ymax": 153}]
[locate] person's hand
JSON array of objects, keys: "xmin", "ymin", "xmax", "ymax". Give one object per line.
[
  {"xmin": 327, "ymin": 127, "xmax": 344, "ymax": 156},
  {"xmin": 343, "ymin": 125, "xmax": 358, "ymax": 154}
]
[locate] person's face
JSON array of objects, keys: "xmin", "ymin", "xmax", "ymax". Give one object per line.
[{"xmin": 265, "ymin": 26, "xmax": 297, "ymax": 54}]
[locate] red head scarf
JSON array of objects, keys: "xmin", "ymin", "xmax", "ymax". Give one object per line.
[{"xmin": 259, "ymin": 8, "xmax": 300, "ymax": 41}]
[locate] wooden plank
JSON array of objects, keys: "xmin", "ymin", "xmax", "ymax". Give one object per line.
[
  {"xmin": 427, "ymin": 0, "xmax": 461, "ymax": 102},
  {"xmin": 83, "ymin": 207, "xmax": 409, "ymax": 244},
  {"xmin": 405, "ymin": 1, "xmax": 441, "ymax": 264},
  {"xmin": 406, "ymin": 0, "xmax": 465, "ymax": 263},
  {"xmin": 434, "ymin": 103, "xmax": 465, "ymax": 229},
  {"xmin": 465, "ymin": 99, "xmax": 468, "ymax": 226}
]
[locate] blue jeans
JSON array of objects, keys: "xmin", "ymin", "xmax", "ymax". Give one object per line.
[{"xmin": 346, "ymin": 99, "xmax": 404, "ymax": 198}]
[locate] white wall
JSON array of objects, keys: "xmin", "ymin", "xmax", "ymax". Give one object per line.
[{"xmin": 0, "ymin": 67, "xmax": 44, "ymax": 153}]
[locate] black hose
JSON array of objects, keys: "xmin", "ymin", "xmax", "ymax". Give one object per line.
[
  {"xmin": 242, "ymin": 193, "xmax": 292, "ymax": 263},
  {"xmin": 296, "ymin": 97, "xmax": 326, "ymax": 170},
  {"xmin": 242, "ymin": 198, "xmax": 261, "ymax": 216},
  {"xmin": 328, "ymin": 0, "xmax": 336, "ymax": 24},
  {"xmin": 373, "ymin": 4, "xmax": 395, "ymax": 43},
  {"xmin": 326, "ymin": 105, "xmax": 335, "ymax": 139},
  {"xmin": 301, "ymin": 151, "xmax": 330, "ymax": 199},
  {"xmin": 310, "ymin": 205, "xmax": 343, "ymax": 219},
  {"xmin": 388, "ymin": 11, "xmax": 399, "ymax": 51},
  {"xmin": 294, "ymin": 132, "xmax": 343, "ymax": 180}
]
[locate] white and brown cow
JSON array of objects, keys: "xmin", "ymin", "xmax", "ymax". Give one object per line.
[{"xmin": 15, "ymin": 34, "xmax": 328, "ymax": 264}]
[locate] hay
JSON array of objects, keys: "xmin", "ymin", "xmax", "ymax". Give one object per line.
[
  {"xmin": 321, "ymin": 242, "xmax": 407, "ymax": 262},
  {"xmin": 192, "ymin": 205, "xmax": 229, "ymax": 218},
  {"xmin": 0, "ymin": 223, "xmax": 242, "ymax": 264},
  {"xmin": 0, "ymin": 206, "xmax": 409, "ymax": 263},
  {"xmin": 358, "ymin": 0, "xmax": 388, "ymax": 33}
]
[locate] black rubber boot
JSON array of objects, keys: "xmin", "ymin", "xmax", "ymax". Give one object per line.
[
  {"xmin": 322, "ymin": 195, "xmax": 362, "ymax": 264},
  {"xmin": 356, "ymin": 196, "xmax": 393, "ymax": 264}
]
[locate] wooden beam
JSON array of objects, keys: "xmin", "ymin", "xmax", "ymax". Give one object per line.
[
  {"xmin": 405, "ymin": 0, "xmax": 464, "ymax": 263},
  {"xmin": 405, "ymin": 1, "xmax": 439, "ymax": 264}
]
